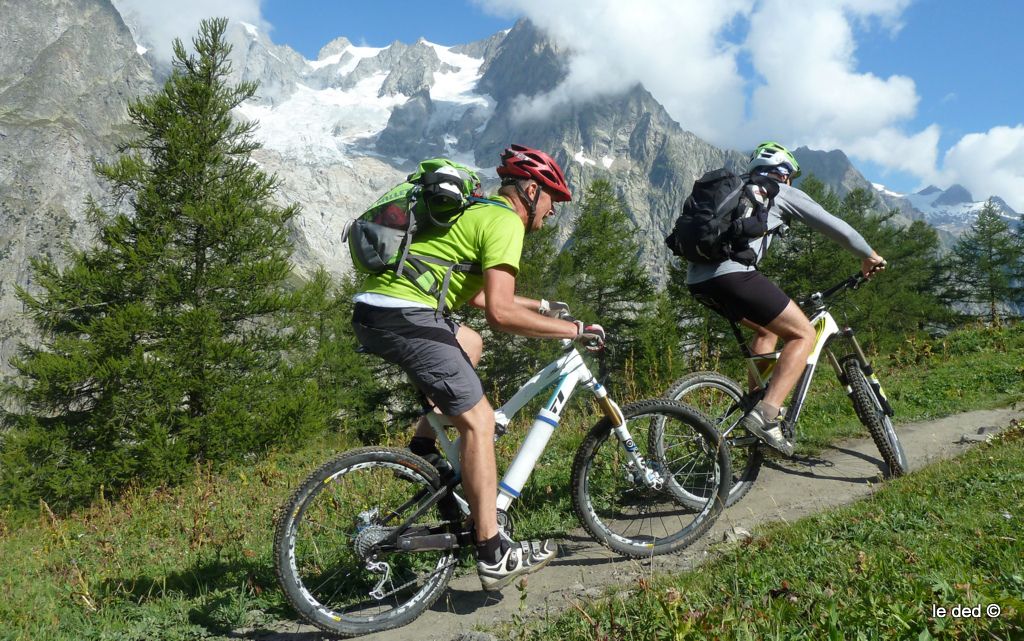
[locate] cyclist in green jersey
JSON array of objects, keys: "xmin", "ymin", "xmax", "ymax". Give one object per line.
[{"xmin": 352, "ymin": 145, "xmax": 606, "ymax": 590}]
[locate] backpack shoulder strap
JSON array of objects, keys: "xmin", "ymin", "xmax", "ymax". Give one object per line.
[
  {"xmin": 467, "ymin": 196, "xmax": 516, "ymax": 212},
  {"xmin": 394, "ymin": 196, "xmax": 512, "ymax": 315}
]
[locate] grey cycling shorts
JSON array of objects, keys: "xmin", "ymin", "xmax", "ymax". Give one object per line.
[{"xmin": 351, "ymin": 303, "xmax": 484, "ymax": 417}]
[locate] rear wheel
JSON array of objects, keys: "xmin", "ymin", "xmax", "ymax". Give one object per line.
[
  {"xmin": 656, "ymin": 372, "xmax": 763, "ymax": 507},
  {"xmin": 572, "ymin": 399, "xmax": 729, "ymax": 558},
  {"xmin": 841, "ymin": 357, "xmax": 908, "ymax": 477},
  {"xmin": 273, "ymin": 447, "xmax": 456, "ymax": 637}
]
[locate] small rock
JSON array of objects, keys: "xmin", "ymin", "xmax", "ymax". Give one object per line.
[
  {"xmin": 453, "ymin": 633, "xmax": 498, "ymax": 641},
  {"xmin": 723, "ymin": 526, "xmax": 752, "ymax": 544},
  {"xmin": 958, "ymin": 426, "xmax": 1001, "ymax": 443}
]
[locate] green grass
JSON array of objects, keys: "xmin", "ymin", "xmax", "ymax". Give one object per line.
[
  {"xmin": 0, "ymin": 323, "xmax": 1022, "ymax": 640},
  {"xmin": 508, "ymin": 423, "xmax": 1024, "ymax": 641}
]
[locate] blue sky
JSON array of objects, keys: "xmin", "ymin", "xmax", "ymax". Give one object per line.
[
  {"xmin": 261, "ymin": 0, "xmax": 513, "ymax": 52},
  {"xmin": 114, "ymin": 0, "xmax": 1024, "ymax": 209}
]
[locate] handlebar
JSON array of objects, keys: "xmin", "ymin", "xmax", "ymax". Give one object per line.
[{"xmin": 800, "ymin": 261, "xmax": 887, "ymax": 309}]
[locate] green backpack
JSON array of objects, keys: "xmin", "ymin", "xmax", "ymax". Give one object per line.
[{"xmin": 343, "ymin": 158, "xmax": 513, "ymax": 313}]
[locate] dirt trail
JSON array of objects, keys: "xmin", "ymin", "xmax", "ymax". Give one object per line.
[{"xmin": 249, "ymin": 406, "xmax": 1022, "ymax": 641}]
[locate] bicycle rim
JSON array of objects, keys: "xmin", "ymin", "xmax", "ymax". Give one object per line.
[
  {"xmin": 273, "ymin": 448, "xmax": 456, "ymax": 637},
  {"xmin": 659, "ymin": 372, "xmax": 763, "ymax": 507},
  {"xmin": 572, "ymin": 400, "xmax": 729, "ymax": 558},
  {"xmin": 880, "ymin": 414, "xmax": 909, "ymax": 474}
]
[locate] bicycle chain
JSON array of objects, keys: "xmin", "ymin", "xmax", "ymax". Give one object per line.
[{"xmin": 367, "ymin": 556, "xmax": 459, "ymax": 601}]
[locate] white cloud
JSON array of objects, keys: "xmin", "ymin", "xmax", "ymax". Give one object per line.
[
  {"xmin": 844, "ymin": 126, "xmax": 941, "ymax": 179},
  {"xmin": 743, "ymin": 1, "xmax": 919, "ymax": 148},
  {"xmin": 477, "ymin": 0, "xmax": 919, "ymax": 150},
  {"xmin": 483, "ymin": 0, "xmax": 751, "ymax": 143},
  {"xmin": 476, "ymin": 0, "xmax": 1024, "ymax": 207},
  {"xmin": 111, "ymin": 0, "xmax": 269, "ymax": 63},
  {"xmin": 939, "ymin": 126, "xmax": 1024, "ymax": 211}
]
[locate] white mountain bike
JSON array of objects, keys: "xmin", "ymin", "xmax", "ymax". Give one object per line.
[
  {"xmin": 655, "ymin": 270, "xmax": 908, "ymax": 508},
  {"xmin": 273, "ymin": 336, "xmax": 729, "ymax": 637}
]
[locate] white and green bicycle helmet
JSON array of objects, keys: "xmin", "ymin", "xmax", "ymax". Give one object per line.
[{"xmin": 748, "ymin": 141, "xmax": 801, "ymax": 179}]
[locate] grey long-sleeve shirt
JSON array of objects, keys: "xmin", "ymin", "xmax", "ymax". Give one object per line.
[{"xmin": 685, "ymin": 182, "xmax": 875, "ymax": 285}]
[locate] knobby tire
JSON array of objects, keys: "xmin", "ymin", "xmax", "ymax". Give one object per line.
[
  {"xmin": 273, "ymin": 447, "xmax": 456, "ymax": 637},
  {"xmin": 571, "ymin": 399, "xmax": 730, "ymax": 558},
  {"xmin": 841, "ymin": 357, "xmax": 908, "ymax": 478}
]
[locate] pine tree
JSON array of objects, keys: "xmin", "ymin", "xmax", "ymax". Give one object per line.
[
  {"xmin": 826, "ymin": 188, "xmax": 953, "ymax": 347},
  {"xmin": 1, "ymin": 19, "xmax": 332, "ymax": 509},
  {"xmin": 950, "ymin": 200, "xmax": 1019, "ymax": 325},
  {"xmin": 1012, "ymin": 215, "xmax": 1024, "ymax": 311},
  {"xmin": 549, "ymin": 180, "xmax": 659, "ymax": 389},
  {"xmin": 287, "ymin": 270, "xmax": 392, "ymax": 443}
]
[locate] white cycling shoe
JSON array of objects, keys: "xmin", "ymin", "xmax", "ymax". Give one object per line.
[
  {"xmin": 477, "ymin": 539, "xmax": 557, "ymax": 591},
  {"xmin": 741, "ymin": 405, "xmax": 794, "ymax": 457}
]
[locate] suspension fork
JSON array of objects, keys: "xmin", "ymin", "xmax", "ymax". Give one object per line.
[
  {"xmin": 829, "ymin": 328, "xmax": 895, "ymax": 417},
  {"xmin": 589, "ymin": 380, "xmax": 665, "ymax": 490}
]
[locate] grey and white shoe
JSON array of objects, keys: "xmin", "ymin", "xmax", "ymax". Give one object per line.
[
  {"xmin": 740, "ymin": 406, "xmax": 794, "ymax": 456},
  {"xmin": 477, "ymin": 539, "xmax": 557, "ymax": 591}
]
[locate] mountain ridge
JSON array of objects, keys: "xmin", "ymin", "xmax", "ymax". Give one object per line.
[{"xmin": 1, "ymin": 2, "xmax": 1018, "ymax": 375}]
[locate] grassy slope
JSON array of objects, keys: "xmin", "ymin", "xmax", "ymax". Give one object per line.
[
  {"xmin": 0, "ymin": 324, "xmax": 1022, "ymax": 640},
  {"xmin": 515, "ymin": 424, "xmax": 1024, "ymax": 641}
]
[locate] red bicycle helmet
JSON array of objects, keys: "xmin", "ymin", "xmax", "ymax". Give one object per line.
[{"xmin": 497, "ymin": 144, "xmax": 572, "ymax": 202}]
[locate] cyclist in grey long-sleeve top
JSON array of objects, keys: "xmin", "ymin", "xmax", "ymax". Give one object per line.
[{"xmin": 686, "ymin": 141, "xmax": 885, "ymax": 455}]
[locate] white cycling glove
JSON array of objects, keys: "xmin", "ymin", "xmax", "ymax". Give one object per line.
[
  {"xmin": 573, "ymin": 321, "xmax": 606, "ymax": 352},
  {"xmin": 538, "ymin": 298, "xmax": 572, "ymax": 319}
]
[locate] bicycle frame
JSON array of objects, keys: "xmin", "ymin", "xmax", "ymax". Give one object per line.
[
  {"xmin": 425, "ymin": 341, "xmax": 658, "ymax": 517},
  {"xmin": 727, "ymin": 276, "xmax": 894, "ymax": 440}
]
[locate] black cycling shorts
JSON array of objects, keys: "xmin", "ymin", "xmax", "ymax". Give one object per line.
[
  {"xmin": 352, "ymin": 303, "xmax": 484, "ymax": 417},
  {"xmin": 687, "ymin": 271, "xmax": 791, "ymax": 327}
]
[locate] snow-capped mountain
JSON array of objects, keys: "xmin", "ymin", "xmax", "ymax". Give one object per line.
[
  {"xmin": 5, "ymin": 0, "xmax": 1019, "ymax": 375},
  {"xmin": 1, "ymin": 0, "xmax": 743, "ymax": 373},
  {"xmin": 791, "ymin": 149, "xmax": 1018, "ymax": 237},
  {"xmin": 892, "ymin": 184, "xmax": 1019, "ymax": 234}
]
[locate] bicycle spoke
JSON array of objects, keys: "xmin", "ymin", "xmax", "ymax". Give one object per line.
[
  {"xmin": 275, "ymin": 450, "xmax": 458, "ymax": 635},
  {"xmin": 573, "ymin": 401, "xmax": 727, "ymax": 557}
]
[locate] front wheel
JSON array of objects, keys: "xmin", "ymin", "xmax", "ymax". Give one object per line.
[
  {"xmin": 571, "ymin": 399, "xmax": 730, "ymax": 558},
  {"xmin": 656, "ymin": 371, "xmax": 764, "ymax": 508},
  {"xmin": 841, "ymin": 357, "xmax": 908, "ymax": 477},
  {"xmin": 273, "ymin": 447, "xmax": 457, "ymax": 637}
]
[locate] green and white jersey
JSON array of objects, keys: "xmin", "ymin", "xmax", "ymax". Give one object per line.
[{"xmin": 359, "ymin": 196, "xmax": 524, "ymax": 311}]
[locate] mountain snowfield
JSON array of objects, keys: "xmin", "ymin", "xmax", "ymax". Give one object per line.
[
  {"xmin": 235, "ymin": 25, "xmax": 492, "ymax": 170},
  {"xmin": 214, "ymin": 20, "xmax": 645, "ymax": 279},
  {"xmin": 221, "ymin": 21, "xmax": 1015, "ymax": 256},
  {"xmin": 871, "ymin": 182, "xmax": 1018, "ymax": 235}
]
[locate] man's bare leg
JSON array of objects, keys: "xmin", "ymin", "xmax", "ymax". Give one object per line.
[
  {"xmin": 447, "ymin": 396, "xmax": 499, "ymax": 541},
  {"xmin": 741, "ymin": 300, "xmax": 815, "ymax": 413}
]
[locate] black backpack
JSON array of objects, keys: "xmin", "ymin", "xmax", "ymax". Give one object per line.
[{"xmin": 665, "ymin": 169, "xmax": 780, "ymax": 266}]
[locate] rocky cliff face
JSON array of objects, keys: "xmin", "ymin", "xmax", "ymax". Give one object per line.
[
  {"xmin": 0, "ymin": 0, "xmax": 154, "ymax": 372},
  {"xmin": 4, "ymin": 5, "xmax": 1014, "ymax": 375}
]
